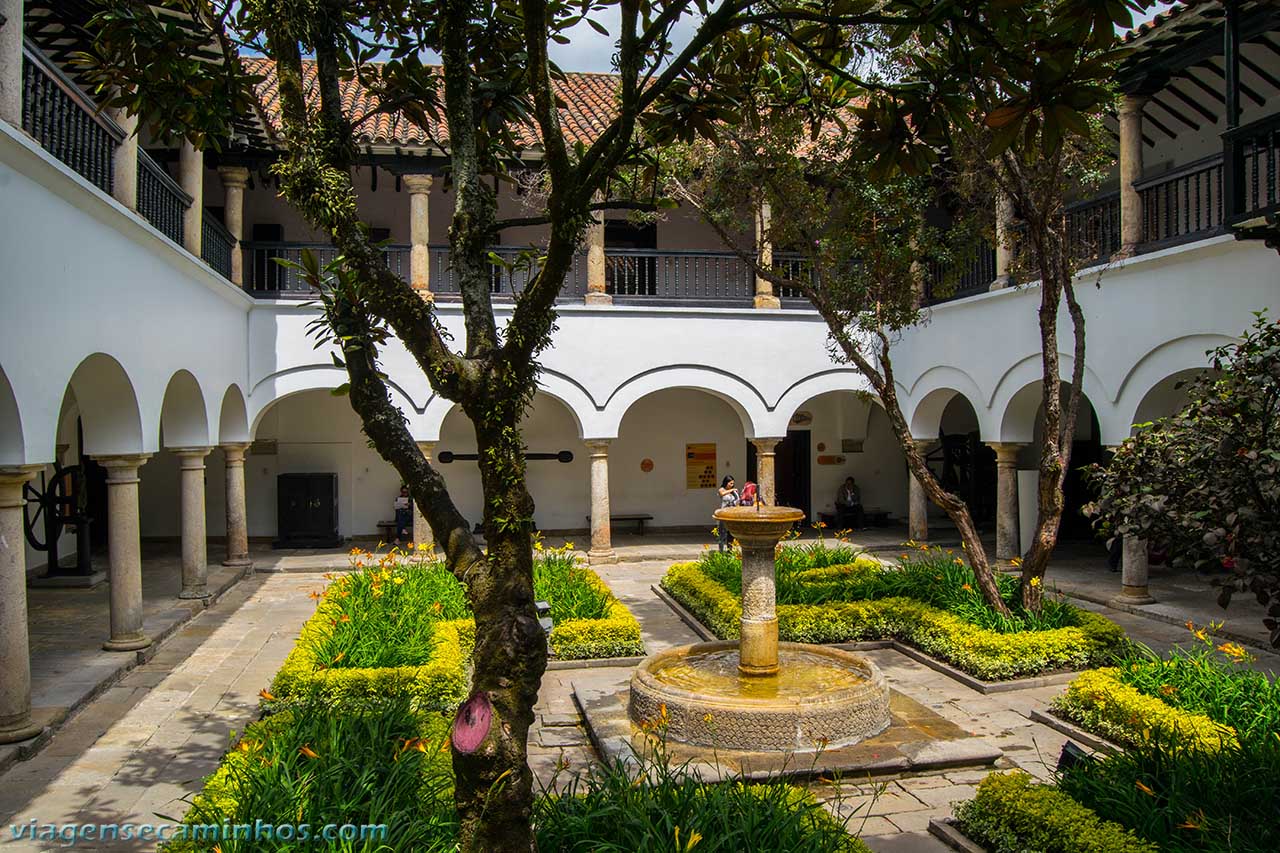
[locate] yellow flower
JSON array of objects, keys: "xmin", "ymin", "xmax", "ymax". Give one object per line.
[
  {"xmin": 1217, "ymin": 641, "xmax": 1251, "ymax": 662},
  {"xmin": 534, "ymin": 541, "xmax": 544, "ymax": 552},
  {"xmin": 393, "ymin": 576, "xmax": 405, "ymax": 585},
  {"xmin": 961, "ymin": 583, "xmax": 972, "ymax": 592},
  {"xmin": 1010, "ymin": 556, "xmax": 1022, "ymax": 567},
  {"xmin": 702, "ymin": 713, "xmax": 714, "ymax": 724},
  {"xmin": 1135, "ymin": 780, "xmax": 1155, "ymax": 797},
  {"xmin": 564, "ymin": 542, "xmax": 576, "ymax": 551},
  {"xmin": 418, "ymin": 542, "xmax": 430, "ymax": 552},
  {"xmin": 299, "ymin": 744, "xmax": 320, "ymax": 760},
  {"xmin": 1029, "ymin": 576, "xmax": 1042, "ymax": 588},
  {"xmin": 259, "ymin": 688, "xmax": 276, "ymax": 702},
  {"xmin": 1177, "ymin": 810, "xmax": 1205, "ymax": 831}
]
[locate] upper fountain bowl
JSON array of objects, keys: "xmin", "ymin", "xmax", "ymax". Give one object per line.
[{"xmin": 713, "ymin": 505, "xmax": 805, "ymax": 543}]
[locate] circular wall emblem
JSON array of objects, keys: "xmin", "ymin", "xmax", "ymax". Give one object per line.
[{"xmin": 640, "ymin": 458, "xmax": 654, "ymax": 473}]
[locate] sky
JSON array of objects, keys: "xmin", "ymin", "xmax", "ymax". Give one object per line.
[{"xmin": 546, "ymin": 1, "xmax": 1182, "ymax": 74}]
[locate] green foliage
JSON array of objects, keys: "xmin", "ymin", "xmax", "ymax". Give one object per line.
[
  {"xmin": 697, "ymin": 546, "xmax": 1076, "ymax": 631},
  {"xmin": 533, "ymin": 549, "xmax": 614, "ymax": 623},
  {"xmin": 1060, "ymin": 730, "xmax": 1280, "ymax": 853},
  {"xmin": 1086, "ymin": 313, "xmax": 1280, "ymax": 647},
  {"xmin": 953, "ymin": 771, "xmax": 1157, "ymax": 853},
  {"xmin": 661, "ymin": 561, "xmax": 1122, "ymax": 680},
  {"xmin": 166, "ymin": 698, "xmax": 458, "ymax": 853},
  {"xmin": 535, "ymin": 733, "xmax": 868, "ymax": 853}
]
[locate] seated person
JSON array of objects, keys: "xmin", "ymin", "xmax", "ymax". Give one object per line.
[
  {"xmin": 393, "ymin": 485, "xmax": 412, "ymax": 545},
  {"xmin": 834, "ymin": 476, "xmax": 864, "ymax": 530}
]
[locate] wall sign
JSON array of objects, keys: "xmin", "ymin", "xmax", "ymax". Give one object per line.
[
  {"xmin": 640, "ymin": 458, "xmax": 654, "ymax": 473},
  {"xmin": 816, "ymin": 454, "xmax": 847, "ymax": 466},
  {"xmin": 790, "ymin": 410, "xmax": 814, "ymax": 427},
  {"xmin": 685, "ymin": 443, "xmax": 717, "ymax": 489}
]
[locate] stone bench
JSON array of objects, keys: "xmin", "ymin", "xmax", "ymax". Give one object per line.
[{"xmin": 587, "ymin": 513, "xmax": 655, "ymax": 536}]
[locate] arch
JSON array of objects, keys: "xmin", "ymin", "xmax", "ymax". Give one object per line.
[
  {"xmin": 904, "ymin": 365, "xmax": 991, "ymax": 439},
  {"xmin": 160, "ymin": 370, "xmax": 210, "ymax": 448},
  {"xmin": 248, "ymin": 366, "xmax": 420, "ymax": 435},
  {"xmin": 765, "ymin": 369, "xmax": 874, "ymax": 437},
  {"xmin": 1114, "ymin": 334, "xmax": 1230, "ymax": 434},
  {"xmin": 996, "ymin": 378, "xmax": 1102, "ymax": 445},
  {"xmin": 1128, "ymin": 368, "xmax": 1208, "ymax": 431},
  {"xmin": 599, "ymin": 366, "xmax": 769, "ymax": 438},
  {"xmin": 992, "ymin": 354, "xmax": 1110, "ymax": 443},
  {"xmin": 217, "ymin": 384, "xmax": 251, "ymax": 444},
  {"xmin": 0, "ymin": 363, "xmax": 23, "ymax": 465},
  {"xmin": 66, "ymin": 353, "xmax": 145, "ymax": 456},
  {"xmin": 909, "ymin": 387, "xmax": 984, "ymax": 440},
  {"xmin": 414, "ymin": 372, "xmax": 597, "ymax": 443}
]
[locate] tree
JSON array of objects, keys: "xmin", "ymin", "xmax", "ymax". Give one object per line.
[
  {"xmin": 77, "ymin": 1, "xmax": 954, "ymax": 848},
  {"xmin": 670, "ymin": 0, "xmax": 1145, "ymax": 615},
  {"xmin": 1085, "ymin": 313, "xmax": 1280, "ymax": 648}
]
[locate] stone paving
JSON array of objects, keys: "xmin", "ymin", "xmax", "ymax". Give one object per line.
[{"xmin": 3, "ymin": 549, "xmax": 1278, "ymax": 852}]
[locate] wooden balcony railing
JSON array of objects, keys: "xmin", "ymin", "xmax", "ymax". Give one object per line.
[
  {"xmin": 136, "ymin": 150, "xmax": 190, "ymax": 246},
  {"xmin": 1225, "ymin": 112, "xmax": 1280, "ymax": 227},
  {"xmin": 1065, "ymin": 191, "xmax": 1122, "ymax": 263},
  {"xmin": 201, "ymin": 213, "xmax": 236, "ymax": 279},
  {"xmin": 20, "ymin": 41, "xmax": 123, "ymax": 195}
]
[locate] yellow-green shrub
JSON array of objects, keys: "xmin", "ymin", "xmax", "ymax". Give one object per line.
[
  {"xmin": 549, "ymin": 595, "xmax": 644, "ymax": 659},
  {"xmin": 1052, "ymin": 668, "xmax": 1239, "ymax": 751},
  {"xmin": 272, "ymin": 614, "xmax": 474, "ymax": 711},
  {"xmin": 954, "ymin": 771, "xmax": 1157, "ymax": 853},
  {"xmin": 660, "ymin": 561, "xmax": 1123, "ymax": 680}
]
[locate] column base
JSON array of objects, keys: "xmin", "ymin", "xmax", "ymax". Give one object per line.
[
  {"xmin": 584, "ymin": 291, "xmax": 613, "ymax": 306},
  {"xmin": 103, "ymin": 635, "xmax": 152, "ymax": 652},
  {"xmin": 988, "ymin": 275, "xmax": 1013, "ymax": 291},
  {"xmin": 179, "ymin": 587, "xmax": 212, "ymax": 600},
  {"xmin": 1110, "ymin": 587, "xmax": 1156, "ymax": 606},
  {"xmin": 738, "ymin": 617, "xmax": 779, "ymax": 676},
  {"xmin": 753, "ymin": 294, "xmax": 781, "ymax": 310},
  {"xmin": 222, "ymin": 556, "xmax": 253, "ymax": 568},
  {"xmin": 587, "ymin": 549, "xmax": 617, "ymax": 565},
  {"xmin": 415, "ymin": 288, "xmax": 435, "ymax": 302},
  {"xmin": 0, "ymin": 720, "xmax": 45, "ymax": 745}
]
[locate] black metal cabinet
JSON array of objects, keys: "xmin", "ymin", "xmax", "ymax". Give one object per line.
[{"xmin": 274, "ymin": 473, "xmax": 342, "ymax": 548}]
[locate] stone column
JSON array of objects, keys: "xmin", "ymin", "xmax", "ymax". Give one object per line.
[
  {"xmin": 221, "ymin": 443, "xmax": 252, "ymax": 568},
  {"xmin": 412, "ymin": 441, "xmax": 436, "ymax": 552},
  {"xmin": 908, "ymin": 441, "xmax": 934, "ymax": 542},
  {"xmin": 585, "ymin": 440, "xmax": 616, "ymax": 564},
  {"xmin": 179, "ymin": 140, "xmax": 203, "ymax": 256},
  {"xmin": 990, "ymin": 191, "xmax": 1013, "ymax": 290},
  {"xmin": 404, "ymin": 174, "xmax": 433, "ymax": 296},
  {"xmin": 0, "ymin": 465, "xmax": 46, "ymax": 744},
  {"xmin": 0, "ymin": 0, "xmax": 22, "ymax": 128},
  {"xmin": 750, "ymin": 438, "xmax": 782, "ymax": 506},
  {"xmin": 1118, "ymin": 94, "xmax": 1147, "ymax": 256},
  {"xmin": 174, "ymin": 448, "xmax": 212, "ymax": 599},
  {"xmin": 584, "ymin": 200, "xmax": 610, "ymax": 305},
  {"xmin": 217, "ymin": 165, "xmax": 249, "ymax": 286},
  {"xmin": 988, "ymin": 442, "xmax": 1025, "ymax": 560},
  {"xmin": 109, "ymin": 98, "xmax": 139, "ymax": 211},
  {"xmin": 753, "ymin": 200, "xmax": 780, "ymax": 309},
  {"xmin": 1112, "ymin": 535, "xmax": 1156, "ymax": 605},
  {"xmin": 717, "ymin": 509, "xmax": 801, "ymax": 677},
  {"xmin": 95, "ymin": 454, "xmax": 152, "ymax": 652}
]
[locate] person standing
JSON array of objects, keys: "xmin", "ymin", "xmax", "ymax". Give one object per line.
[
  {"xmin": 393, "ymin": 485, "xmax": 412, "ymax": 546},
  {"xmin": 717, "ymin": 475, "xmax": 739, "ymax": 552}
]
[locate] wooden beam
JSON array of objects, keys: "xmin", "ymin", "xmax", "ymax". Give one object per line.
[
  {"xmin": 1148, "ymin": 94, "xmax": 1201, "ymax": 131},
  {"xmin": 1240, "ymin": 53, "xmax": 1280, "ymax": 92},
  {"xmin": 1165, "ymin": 81, "xmax": 1221, "ymax": 123},
  {"xmin": 1178, "ymin": 69, "xmax": 1228, "ymax": 104},
  {"xmin": 1200, "ymin": 58, "xmax": 1267, "ymax": 106},
  {"xmin": 1142, "ymin": 110, "xmax": 1178, "ymax": 140}
]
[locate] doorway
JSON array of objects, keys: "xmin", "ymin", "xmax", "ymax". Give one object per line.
[{"xmin": 746, "ymin": 430, "xmax": 812, "ymax": 520}]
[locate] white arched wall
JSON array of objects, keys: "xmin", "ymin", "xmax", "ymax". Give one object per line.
[
  {"xmin": 159, "ymin": 370, "xmax": 211, "ymax": 449},
  {"xmin": 905, "ymin": 365, "xmax": 992, "ymax": 440},
  {"xmin": 993, "ymin": 355, "xmax": 1115, "ymax": 444},
  {"xmin": 1115, "ymin": 334, "xmax": 1229, "ymax": 433},
  {"xmin": 598, "ymin": 367, "xmax": 769, "ymax": 439},
  {"xmin": 435, "ymin": 393, "xmax": 588, "ymax": 532},
  {"xmin": 66, "ymin": 353, "xmax": 146, "ymax": 457},
  {"xmin": 218, "ymin": 385, "xmax": 251, "ymax": 444},
  {"xmin": 0, "ymin": 364, "xmax": 22, "ymax": 465},
  {"xmin": 415, "ymin": 370, "xmax": 594, "ymax": 443},
  {"xmin": 1129, "ymin": 369, "xmax": 1206, "ymax": 429},
  {"xmin": 763, "ymin": 369, "xmax": 874, "ymax": 437},
  {"xmin": 248, "ymin": 366, "xmax": 427, "ymax": 437},
  {"xmin": 611, "ymin": 387, "xmax": 748, "ymax": 529}
]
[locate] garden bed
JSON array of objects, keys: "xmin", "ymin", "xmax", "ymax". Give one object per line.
[
  {"xmin": 950, "ymin": 626, "xmax": 1280, "ymax": 852},
  {"xmin": 659, "ymin": 545, "xmax": 1123, "ymax": 681},
  {"xmin": 272, "ymin": 548, "xmax": 644, "ymax": 707}
]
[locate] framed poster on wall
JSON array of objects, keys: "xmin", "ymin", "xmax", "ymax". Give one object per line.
[{"xmin": 685, "ymin": 443, "xmax": 717, "ymax": 489}]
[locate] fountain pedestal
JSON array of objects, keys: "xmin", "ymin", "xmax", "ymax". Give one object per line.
[
  {"xmin": 716, "ymin": 506, "xmax": 803, "ymax": 676},
  {"xmin": 628, "ymin": 505, "xmax": 891, "ymax": 752}
]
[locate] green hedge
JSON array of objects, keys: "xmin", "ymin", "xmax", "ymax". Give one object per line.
[
  {"xmin": 547, "ymin": 568, "xmax": 645, "ymax": 660},
  {"xmin": 661, "ymin": 561, "xmax": 1123, "ymax": 680},
  {"xmin": 953, "ymin": 772, "xmax": 1157, "ymax": 853},
  {"xmin": 1051, "ymin": 667, "xmax": 1239, "ymax": 752},
  {"xmin": 272, "ymin": 615, "xmax": 475, "ymax": 710}
]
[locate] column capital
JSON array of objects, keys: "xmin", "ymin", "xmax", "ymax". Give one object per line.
[
  {"xmin": 415, "ymin": 440, "xmax": 437, "ymax": 452},
  {"xmin": 750, "ymin": 437, "xmax": 783, "ymax": 453},
  {"xmin": 910, "ymin": 437, "xmax": 938, "ymax": 453},
  {"xmin": 1118, "ymin": 93, "xmax": 1149, "ymax": 115},
  {"xmin": 217, "ymin": 164, "xmax": 250, "ymax": 188},
  {"xmin": 584, "ymin": 438, "xmax": 612, "ymax": 453},
  {"xmin": 93, "ymin": 454, "xmax": 152, "ymax": 481},
  {"xmin": 0, "ymin": 465, "xmax": 48, "ymax": 505},
  {"xmin": 220, "ymin": 442, "xmax": 251, "ymax": 462},
  {"xmin": 986, "ymin": 442, "xmax": 1026, "ymax": 464},
  {"xmin": 403, "ymin": 173, "xmax": 434, "ymax": 194},
  {"xmin": 172, "ymin": 445, "xmax": 214, "ymax": 458}
]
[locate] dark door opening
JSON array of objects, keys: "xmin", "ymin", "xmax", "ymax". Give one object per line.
[
  {"xmin": 604, "ymin": 219, "xmax": 658, "ymax": 295},
  {"xmin": 746, "ymin": 430, "xmax": 812, "ymax": 521}
]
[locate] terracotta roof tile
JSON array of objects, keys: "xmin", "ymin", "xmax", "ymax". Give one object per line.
[{"xmin": 243, "ymin": 57, "xmax": 621, "ymax": 150}]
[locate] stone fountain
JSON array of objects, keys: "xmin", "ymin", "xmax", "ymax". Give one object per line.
[{"xmin": 628, "ymin": 505, "xmax": 891, "ymax": 751}]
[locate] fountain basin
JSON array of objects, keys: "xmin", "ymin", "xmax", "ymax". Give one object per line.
[{"xmin": 629, "ymin": 641, "xmax": 891, "ymax": 751}]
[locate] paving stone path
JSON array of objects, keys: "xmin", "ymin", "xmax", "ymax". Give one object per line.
[{"xmin": 3, "ymin": 557, "xmax": 1277, "ymax": 852}]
